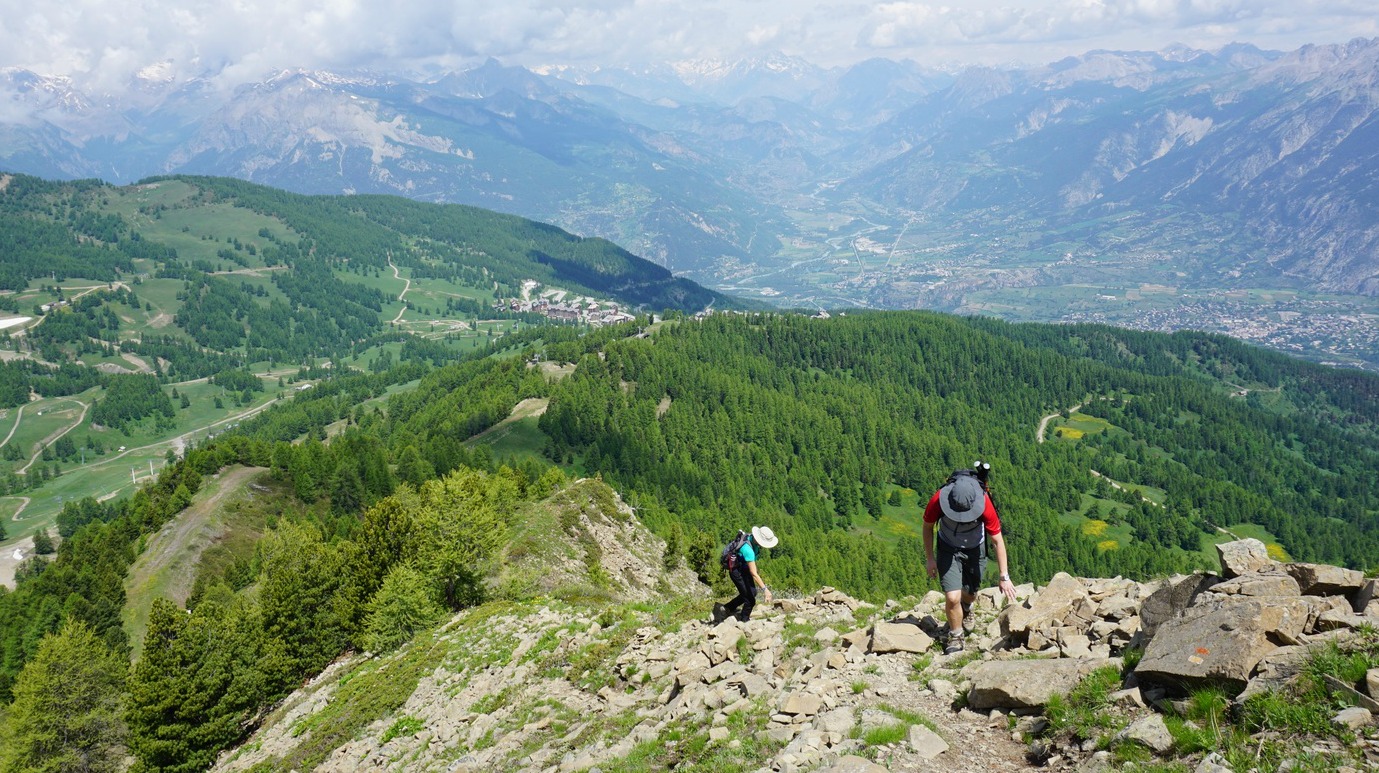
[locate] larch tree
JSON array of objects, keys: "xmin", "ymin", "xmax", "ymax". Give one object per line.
[{"xmin": 1, "ymin": 618, "xmax": 127, "ymax": 773}]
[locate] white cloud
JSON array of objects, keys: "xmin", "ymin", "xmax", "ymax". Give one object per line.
[{"xmin": 0, "ymin": 0, "xmax": 1373, "ymax": 91}]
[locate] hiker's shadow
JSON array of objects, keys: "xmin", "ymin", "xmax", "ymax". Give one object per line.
[{"xmin": 890, "ymin": 613, "xmax": 946, "ymax": 639}]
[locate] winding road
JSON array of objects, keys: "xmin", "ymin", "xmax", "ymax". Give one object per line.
[
  {"xmin": 0, "ymin": 404, "xmax": 26, "ymax": 449},
  {"xmin": 1036, "ymin": 403, "xmax": 1082, "ymax": 443},
  {"xmin": 16, "ymin": 399, "xmax": 90, "ymax": 475},
  {"xmin": 389, "ymin": 257, "xmax": 412, "ymax": 324}
]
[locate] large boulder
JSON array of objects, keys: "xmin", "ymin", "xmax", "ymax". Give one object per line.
[
  {"xmin": 1205, "ymin": 571, "xmax": 1300, "ymax": 598},
  {"xmin": 1283, "ymin": 563, "xmax": 1367, "ymax": 596},
  {"xmin": 1350, "ymin": 579, "xmax": 1376, "ymax": 614},
  {"xmin": 1216, "ymin": 539, "xmax": 1273, "ymax": 578},
  {"xmin": 1140, "ymin": 573, "xmax": 1220, "ymax": 639},
  {"xmin": 1000, "ymin": 573, "xmax": 1089, "ymax": 637},
  {"xmin": 966, "ymin": 658, "xmax": 1119, "ymax": 709},
  {"xmin": 870, "ymin": 621, "xmax": 933, "ymax": 654},
  {"xmin": 1136, "ymin": 598, "xmax": 1282, "ymax": 690}
]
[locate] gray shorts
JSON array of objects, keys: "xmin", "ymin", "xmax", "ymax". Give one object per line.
[{"xmin": 936, "ymin": 539, "xmax": 986, "ymax": 596}]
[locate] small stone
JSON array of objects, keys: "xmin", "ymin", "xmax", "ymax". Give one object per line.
[
  {"xmin": 928, "ymin": 678, "xmax": 957, "ymax": 700},
  {"xmin": 907, "ymin": 724, "xmax": 949, "ymax": 759},
  {"xmin": 815, "ymin": 708, "xmax": 856, "ymax": 736},
  {"xmin": 1109, "ymin": 688, "xmax": 1146, "ymax": 709},
  {"xmin": 1332, "ymin": 706, "xmax": 1373, "ymax": 731},
  {"xmin": 709, "ymin": 727, "xmax": 730, "ymax": 743},
  {"xmin": 780, "ymin": 692, "xmax": 824, "ymax": 717},
  {"xmin": 1117, "ymin": 713, "xmax": 1174, "ymax": 755},
  {"xmin": 1195, "ymin": 752, "xmax": 1233, "ymax": 773}
]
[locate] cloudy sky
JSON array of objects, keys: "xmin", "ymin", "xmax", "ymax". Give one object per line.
[{"xmin": 4, "ymin": 0, "xmax": 1376, "ymax": 90}]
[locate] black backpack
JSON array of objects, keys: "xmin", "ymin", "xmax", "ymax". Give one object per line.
[
  {"xmin": 938, "ymin": 469, "xmax": 987, "ymax": 550},
  {"xmin": 720, "ymin": 530, "xmax": 749, "ymax": 572}
]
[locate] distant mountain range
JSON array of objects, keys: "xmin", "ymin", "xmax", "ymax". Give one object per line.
[{"xmin": 3, "ymin": 39, "xmax": 1378, "ymax": 296}]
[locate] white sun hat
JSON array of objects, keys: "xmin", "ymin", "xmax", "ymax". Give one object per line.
[{"xmin": 751, "ymin": 525, "xmax": 779, "ymax": 548}]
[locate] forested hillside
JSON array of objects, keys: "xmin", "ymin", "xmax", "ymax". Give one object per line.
[
  {"xmin": 1, "ymin": 308, "xmax": 1376, "ymax": 771},
  {"xmin": 0, "ymin": 172, "xmax": 728, "ymax": 552},
  {"xmin": 538, "ymin": 313, "xmax": 1379, "ymax": 592}
]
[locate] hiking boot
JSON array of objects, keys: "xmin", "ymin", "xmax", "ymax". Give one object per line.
[
  {"xmin": 943, "ymin": 631, "xmax": 965, "ymax": 656},
  {"xmin": 711, "ymin": 603, "xmax": 727, "ymax": 624},
  {"xmin": 961, "ymin": 602, "xmax": 974, "ymax": 633}
]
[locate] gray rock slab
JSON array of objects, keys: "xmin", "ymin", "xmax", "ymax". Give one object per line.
[
  {"xmin": 967, "ymin": 658, "xmax": 1119, "ymax": 709},
  {"xmin": 779, "ymin": 691, "xmax": 824, "ymax": 717},
  {"xmin": 1216, "ymin": 539, "xmax": 1272, "ymax": 578},
  {"xmin": 1206, "ymin": 571, "xmax": 1300, "ymax": 598},
  {"xmin": 1140, "ymin": 573, "xmax": 1221, "ymax": 639},
  {"xmin": 1284, "ymin": 562, "xmax": 1367, "ymax": 596},
  {"xmin": 1367, "ymin": 668, "xmax": 1379, "ymax": 699},
  {"xmin": 1137, "ymin": 597, "xmax": 1279, "ymax": 690},
  {"xmin": 815, "ymin": 707, "xmax": 856, "ymax": 736},
  {"xmin": 1001, "ymin": 572, "xmax": 1088, "ymax": 636},
  {"xmin": 870, "ymin": 621, "xmax": 933, "ymax": 654},
  {"xmin": 1316, "ymin": 609, "xmax": 1373, "ymax": 632}
]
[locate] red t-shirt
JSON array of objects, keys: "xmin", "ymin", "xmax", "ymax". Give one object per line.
[{"xmin": 923, "ymin": 490, "xmax": 1002, "ymax": 534}]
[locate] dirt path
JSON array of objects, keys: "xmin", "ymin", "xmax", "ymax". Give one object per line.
[
  {"xmin": 122, "ymin": 466, "xmax": 264, "ymax": 654},
  {"xmin": 17, "ymin": 399, "xmax": 90, "ymax": 475},
  {"xmin": 0, "ymin": 404, "xmax": 25, "ymax": 449},
  {"xmin": 4, "ymin": 496, "xmax": 30, "ymax": 522},
  {"xmin": 1036, "ymin": 403, "xmax": 1082, "ymax": 443},
  {"xmin": 121, "ymin": 352, "xmax": 153, "ymax": 372},
  {"xmin": 389, "ymin": 257, "xmax": 412, "ymax": 324},
  {"xmin": 858, "ymin": 649, "xmax": 1041, "ymax": 773},
  {"xmin": 465, "ymin": 397, "xmax": 548, "ymax": 445}
]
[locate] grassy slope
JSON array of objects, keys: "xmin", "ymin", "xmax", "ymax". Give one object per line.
[{"xmin": 121, "ymin": 465, "xmax": 279, "ymax": 657}]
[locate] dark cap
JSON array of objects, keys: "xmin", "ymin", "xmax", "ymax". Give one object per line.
[{"xmin": 938, "ymin": 475, "xmax": 985, "ymax": 523}]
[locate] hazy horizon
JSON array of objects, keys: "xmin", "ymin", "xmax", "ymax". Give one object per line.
[{"xmin": 3, "ymin": 0, "xmax": 1376, "ymax": 94}]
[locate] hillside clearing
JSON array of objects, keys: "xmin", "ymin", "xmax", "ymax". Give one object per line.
[{"xmin": 122, "ymin": 465, "xmax": 267, "ymax": 656}]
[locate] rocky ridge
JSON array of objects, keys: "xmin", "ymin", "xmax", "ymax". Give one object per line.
[{"xmin": 213, "ymin": 536, "xmax": 1379, "ymax": 772}]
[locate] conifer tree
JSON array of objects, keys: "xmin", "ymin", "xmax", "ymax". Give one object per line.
[{"xmin": 1, "ymin": 619, "xmax": 127, "ymax": 773}]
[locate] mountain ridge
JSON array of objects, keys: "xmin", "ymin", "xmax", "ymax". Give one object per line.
[{"xmin": 6, "ymin": 40, "xmax": 1379, "ymax": 308}]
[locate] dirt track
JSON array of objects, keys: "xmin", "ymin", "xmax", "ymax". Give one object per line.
[{"xmin": 122, "ymin": 466, "xmax": 265, "ymax": 652}]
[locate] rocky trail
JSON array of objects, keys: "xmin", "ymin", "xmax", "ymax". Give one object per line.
[{"xmin": 210, "ymin": 489, "xmax": 1379, "ymax": 773}]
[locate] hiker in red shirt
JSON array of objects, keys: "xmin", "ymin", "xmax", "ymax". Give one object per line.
[{"xmin": 923, "ymin": 464, "xmax": 1017, "ymax": 654}]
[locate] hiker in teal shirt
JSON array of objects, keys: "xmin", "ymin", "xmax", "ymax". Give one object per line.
[{"xmin": 714, "ymin": 526, "xmax": 778, "ymax": 623}]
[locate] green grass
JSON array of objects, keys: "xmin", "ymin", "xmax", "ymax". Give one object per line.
[
  {"xmin": 1043, "ymin": 666, "xmax": 1127, "ymax": 743},
  {"xmin": 380, "ymin": 716, "xmax": 425, "ymax": 745},
  {"xmin": 1199, "ymin": 523, "xmax": 1289, "ymax": 565},
  {"xmin": 851, "ymin": 485, "xmax": 924, "ymax": 547},
  {"xmin": 464, "ymin": 412, "xmax": 549, "ymax": 463},
  {"xmin": 1050, "ymin": 412, "xmax": 1117, "ymax": 441},
  {"xmin": 274, "ymin": 634, "xmax": 446, "ymax": 771},
  {"xmin": 0, "ymin": 377, "xmax": 286, "ymax": 543}
]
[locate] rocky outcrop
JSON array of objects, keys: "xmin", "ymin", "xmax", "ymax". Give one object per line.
[{"xmin": 213, "ymin": 538, "xmax": 1377, "ymax": 773}]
